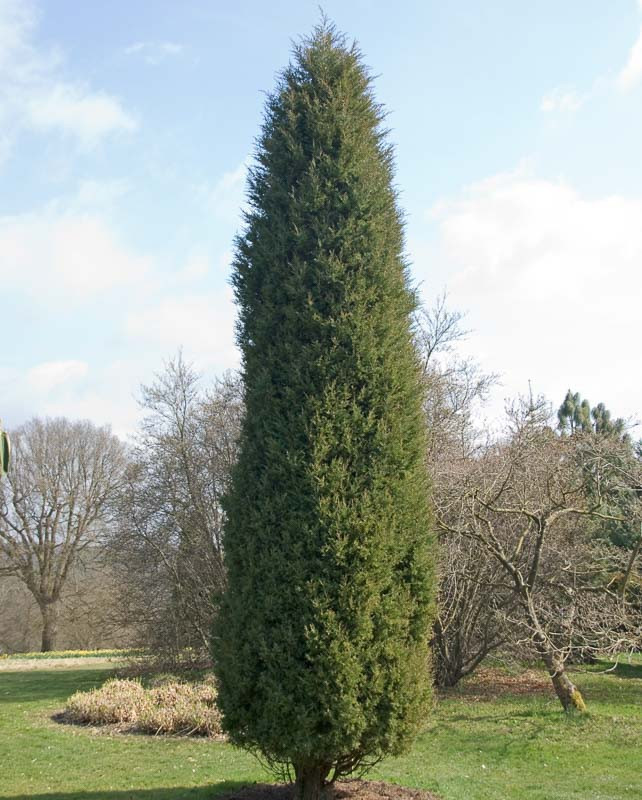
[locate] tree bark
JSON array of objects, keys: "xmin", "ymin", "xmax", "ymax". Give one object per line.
[
  {"xmin": 542, "ymin": 651, "xmax": 586, "ymax": 712},
  {"xmin": 40, "ymin": 602, "xmax": 59, "ymax": 652},
  {"xmin": 294, "ymin": 764, "xmax": 328, "ymax": 800},
  {"xmin": 619, "ymin": 526, "xmax": 642, "ymax": 600},
  {"xmin": 526, "ymin": 592, "xmax": 587, "ymax": 712}
]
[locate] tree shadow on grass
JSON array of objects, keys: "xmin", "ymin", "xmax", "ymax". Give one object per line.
[
  {"xmin": 597, "ymin": 660, "xmax": 642, "ymax": 680},
  {"xmin": 438, "ymin": 706, "xmax": 561, "ymax": 727},
  {"xmin": 3, "ymin": 779, "xmax": 255, "ymax": 800},
  {"xmin": 0, "ymin": 668, "xmax": 113, "ymax": 704}
]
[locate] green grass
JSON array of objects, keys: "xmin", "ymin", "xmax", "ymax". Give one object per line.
[
  {"xmin": 374, "ymin": 658, "xmax": 642, "ymax": 800},
  {"xmin": 0, "ymin": 658, "xmax": 640, "ymax": 800}
]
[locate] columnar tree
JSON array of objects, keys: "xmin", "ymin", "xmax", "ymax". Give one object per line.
[
  {"xmin": 0, "ymin": 422, "xmax": 9, "ymax": 476},
  {"xmin": 213, "ymin": 23, "xmax": 435, "ymax": 800}
]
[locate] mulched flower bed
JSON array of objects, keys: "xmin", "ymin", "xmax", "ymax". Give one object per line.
[{"xmin": 219, "ymin": 780, "xmax": 441, "ymax": 800}]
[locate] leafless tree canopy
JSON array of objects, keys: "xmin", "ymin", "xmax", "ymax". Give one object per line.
[
  {"xmin": 0, "ymin": 417, "xmax": 127, "ymax": 651},
  {"xmin": 109, "ymin": 356, "xmax": 242, "ymax": 655},
  {"xmin": 416, "ymin": 297, "xmax": 641, "ymax": 699},
  {"xmin": 435, "ymin": 397, "xmax": 641, "ymax": 710},
  {"xmin": 415, "ymin": 297, "xmax": 507, "ymax": 687}
]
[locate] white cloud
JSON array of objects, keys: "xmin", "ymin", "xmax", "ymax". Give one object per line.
[
  {"xmin": 0, "ymin": 202, "xmax": 151, "ymax": 300},
  {"xmin": 540, "ymin": 86, "xmax": 585, "ymax": 113},
  {"xmin": 70, "ymin": 178, "xmax": 131, "ymax": 208},
  {"xmin": 0, "ymin": 0, "xmax": 136, "ymax": 153},
  {"xmin": 174, "ymin": 248, "xmax": 234, "ymax": 285},
  {"xmin": 425, "ymin": 168, "xmax": 642, "ymax": 421},
  {"xmin": 27, "ymin": 360, "xmax": 88, "ymax": 393},
  {"xmin": 25, "ymin": 83, "xmax": 137, "ymax": 145},
  {"xmin": 14, "ymin": 287, "xmax": 239, "ymax": 435},
  {"xmin": 206, "ymin": 160, "xmax": 249, "ymax": 224},
  {"xmin": 5, "ymin": 359, "xmax": 142, "ymax": 438},
  {"xmin": 33, "ymin": 360, "xmax": 144, "ymax": 437},
  {"xmin": 126, "ymin": 289, "xmax": 238, "ymax": 372},
  {"xmin": 125, "ymin": 41, "xmax": 183, "ymax": 65},
  {"xmin": 617, "ymin": 27, "xmax": 642, "ymax": 91},
  {"xmin": 0, "ymin": 0, "xmax": 37, "ymax": 74},
  {"xmin": 178, "ymin": 252, "xmax": 211, "ymax": 281},
  {"xmin": 0, "ymin": 132, "xmax": 11, "ymax": 167}
]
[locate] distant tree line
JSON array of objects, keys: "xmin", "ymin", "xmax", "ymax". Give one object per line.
[{"xmin": 1, "ymin": 296, "xmax": 639, "ymax": 714}]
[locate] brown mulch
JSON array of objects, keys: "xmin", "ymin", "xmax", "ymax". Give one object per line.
[
  {"xmin": 219, "ymin": 781, "xmax": 441, "ymax": 800},
  {"xmin": 440, "ymin": 667, "xmax": 552, "ymax": 701}
]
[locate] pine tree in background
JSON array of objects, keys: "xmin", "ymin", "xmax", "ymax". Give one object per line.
[
  {"xmin": 213, "ymin": 22, "xmax": 435, "ymax": 800},
  {"xmin": 557, "ymin": 390, "xmax": 636, "ymax": 550},
  {"xmin": 591, "ymin": 402, "xmax": 626, "ymax": 437},
  {"xmin": 557, "ymin": 390, "xmax": 591, "ymax": 432},
  {"xmin": 557, "ymin": 390, "xmax": 626, "ymax": 437}
]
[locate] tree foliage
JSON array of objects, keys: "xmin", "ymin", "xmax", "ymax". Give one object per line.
[
  {"xmin": 213, "ymin": 23, "xmax": 435, "ymax": 799},
  {"xmin": 558, "ymin": 389, "xmax": 626, "ymax": 437},
  {"xmin": 558, "ymin": 390, "xmax": 639, "ymax": 550}
]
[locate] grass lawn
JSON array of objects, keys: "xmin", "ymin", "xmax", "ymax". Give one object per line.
[{"xmin": 0, "ymin": 657, "xmax": 640, "ymax": 800}]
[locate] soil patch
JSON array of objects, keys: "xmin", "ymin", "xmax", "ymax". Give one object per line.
[
  {"xmin": 219, "ymin": 781, "xmax": 441, "ymax": 800},
  {"xmin": 441, "ymin": 667, "xmax": 552, "ymax": 701}
]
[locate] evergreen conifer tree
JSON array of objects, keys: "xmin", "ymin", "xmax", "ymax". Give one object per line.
[
  {"xmin": 213, "ymin": 22, "xmax": 435, "ymax": 800},
  {"xmin": 558, "ymin": 390, "xmax": 626, "ymax": 437}
]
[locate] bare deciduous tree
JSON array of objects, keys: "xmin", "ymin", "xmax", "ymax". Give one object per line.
[
  {"xmin": 431, "ymin": 531, "xmax": 511, "ymax": 687},
  {"xmin": 415, "ymin": 296, "xmax": 507, "ymax": 686},
  {"xmin": 0, "ymin": 417, "xmax": 127, "ymax": 651},
  {"xmin": 110, "ymin": 356, "xmax": 242, "ymax": 655},
  {"xmin": 0, "ymin": 554, "xmax": 133, "ymax": 654},
  {"xmin": 436, "ymin": 398, "xmax": 641, "ymax": 711}
]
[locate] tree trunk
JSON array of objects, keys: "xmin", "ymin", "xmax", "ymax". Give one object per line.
[
  {"xmin": 542, "ymin": 651, "xmax": 586, "ymax": 712},
  {"xmin": 294, "ymin": 764, "xmax": 327, "ymax": 800},
  {"xmin": 619, "ymin": 526, "xmax": 642, "ymax": 600},
  {"xmin": 40, "ymin": 602, "xmax": 59, "ymax": 653}
]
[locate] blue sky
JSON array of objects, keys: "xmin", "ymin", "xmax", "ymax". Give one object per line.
[{"xmin": 2, "ymin": 0, "xmax": 641, "ymax": 435}]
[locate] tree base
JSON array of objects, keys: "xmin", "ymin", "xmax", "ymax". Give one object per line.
[{"xmin": 214, "ymin": 780, "xmax": 441, "ymax": 800}]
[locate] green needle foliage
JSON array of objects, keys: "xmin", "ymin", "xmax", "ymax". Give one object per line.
[
  {"xmin": 0, "ymin": 424, "xmax": 10, "ymax": 476},
  {"xmin": 212, "ymin": 21, "xmax": 435, "ymax": 800},
  {"xmin": 557, "ymin": 389, "xmax": 626, "ymax": 437}
]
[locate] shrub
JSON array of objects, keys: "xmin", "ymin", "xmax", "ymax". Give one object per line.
[
  {"xmin": 66, "ymin": 679, "xmax": 147, "ymax": 724},
  {"xmin": 64, "ymin": 676, "xmax": 222, "ymax": 737},
  {"xmin": 137, "ymin": 682, "xmax": 221, "ymax": 736},
  {"xmin": 147, "ymin": 673, "xmax": 183, "ymax": 688}
]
